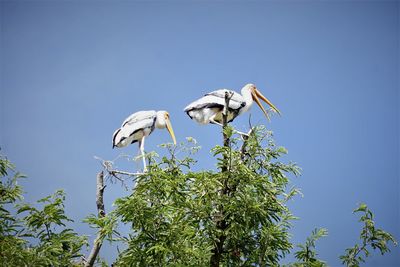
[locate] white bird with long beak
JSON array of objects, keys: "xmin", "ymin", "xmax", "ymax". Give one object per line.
[
  {"xmin": 184, "ymin": 84, "xmax": 281, "ymax": 132},
  {"xmin": 112, "ymin": 110, "xmax": 176, "ymax": 172}
]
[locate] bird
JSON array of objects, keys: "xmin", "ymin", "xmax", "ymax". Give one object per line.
[
  {"xmin": 112, "ymin": 110, "xmax": 176, "ymax": 172},
  {"xmin": 184, "ymin": 83, "xmax": 281, "ymax": 131}
]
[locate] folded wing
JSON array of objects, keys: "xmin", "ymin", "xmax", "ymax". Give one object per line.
[
  {"xmin": 184, "ymin": 89, "xmax": 245, "ymax": 112},
  {"xmin": 122, "ymin": 110, "xmax": 157, "ymax": 127}
]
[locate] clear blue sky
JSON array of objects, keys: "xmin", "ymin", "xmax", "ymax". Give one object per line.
[{"xmin": 1, "ymin": 1, "xmax": 398, "ymax": 266}]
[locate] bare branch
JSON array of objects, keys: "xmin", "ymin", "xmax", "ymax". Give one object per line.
[
  {"xmin": 240, "ymin": 127, "xmax": 255, "ymax": 161},
  {"xmin": 85, "ymin": 171, "xmax": 105, "ymax": 267},
  {"xmin": 94, "ymin": 156, "xmax": 143, "ymax": 189},
  {"xmin": 108, "ymin": 169, "xmax": 141, "ymax": 178},
  {"xmin": 222, "ymin": 91, "xmax": 234, "ymax": 123},
  {"xmin": 240, "ymin": 115, "xmax": 255, "ymax": 161},
  {"xmin": 210, "ymin": 91, "xmax": 232, "ymax": 267}
]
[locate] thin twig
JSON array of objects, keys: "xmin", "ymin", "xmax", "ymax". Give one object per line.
[
  {"xmin": 94, "ymin": 156, "xmax": 142, "ymax": 189},
  {"xmin": 240, "ymin": 127, "xmax": 255, "ymax": 162},
  {"xmin": 108, "ymin": 169, "xmax": 141, "ymax": 178}
]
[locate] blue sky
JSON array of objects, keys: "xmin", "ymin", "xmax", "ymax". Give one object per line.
[{"xmin": 1, "ymin": 1, "xmax": 399, "ymax": 266}]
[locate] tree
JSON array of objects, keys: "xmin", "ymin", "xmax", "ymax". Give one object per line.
[
  {"xmin": 101, "ymin": 123, "xmax": 300, "ymax": 266},
  {"xmin": 0, "ymin": 154, "xmax": 88, "ymax": 266},
  {"xmin": 340, "ymin": 203, "xmax": 397, "ymax": 267},
  {"xmin": 92, "ymin": 122, "xmax": 396, "ymax": 266},
  {"xmin": 1, "ymin": 104, "xmax": 397, "ymax": 266}
]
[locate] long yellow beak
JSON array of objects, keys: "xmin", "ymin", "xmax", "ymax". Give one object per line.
[
  {"xmin": 165, "ymin": 118, "xmax": 177, "ymax": 145},
  {"xmin": 252, "ymin": 89, "xmax": 281, "ymax": 121}
]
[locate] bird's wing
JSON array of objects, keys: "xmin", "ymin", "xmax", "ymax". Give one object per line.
[
  {"xmin": 185, "ymin": 89, "xmax": 243, "ymax": 109},
  {"xmin": 184, "ymin": 93, "xmax": 245, "ymax": 112},
  {"xmin": 118, "ymin": 117, "xmax": 156, "ymax": 139},
  {"xmin": 204, "ymin": 89, "xmax": 241, "ymax": 101},
  {"xmin": 184, "ymin": 95, "xmax": 225, "ymax": 112},
  {"xmin": 121, "ymin": 110, "xmax": 157, "ymax": 127}
]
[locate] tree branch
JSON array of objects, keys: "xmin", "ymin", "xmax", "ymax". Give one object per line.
[
  {"xmin": 85, "ymin": 171, "xmax": 106, "ymax": 267},
  {"xmin": 240, "ymin": 127, "xmax": 254, "ymax": 162},
  {"xmin": 222, "ymin": 91, "xmax": 233, "ymax": 150},
  {"xmin": 94, "ymin": 156, "xmax": 142, "ymax": 190},
  {"xmin": 210, "ymin": 91, "xmax": 233, "ymax": 267}
]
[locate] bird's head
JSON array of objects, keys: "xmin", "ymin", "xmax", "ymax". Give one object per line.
[
  {"xmin": 156, "ymin": 111, "xmax": 177, "ymax": 145},
  {"xmin": 244, "ymin": 83, "xmax": 281, "ymax": 121}
]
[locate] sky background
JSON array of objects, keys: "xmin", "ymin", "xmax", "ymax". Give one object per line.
[{"xmin": 1, "ymin": 1, "xmax": 399, "ymax": 266}]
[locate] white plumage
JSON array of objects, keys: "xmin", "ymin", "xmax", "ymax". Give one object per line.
[
  {"xmin": 113, "ymin": 111, "xmax": 157, "ymax": 148},
  {"xmin": 184, "ymin": 84, "xmax": 280, "ymax": 126},
  {"xmin": 112, "ymin": 110, "xmax": 176, "ymax": 171}
]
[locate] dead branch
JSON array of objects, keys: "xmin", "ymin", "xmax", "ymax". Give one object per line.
[
  {"xmin": 85, "ymin": 171, "xmax": 105, "ymax": 267},
  {"xmin": 93, "ymin": 156, "xmax": 143, "ymax": 189}
]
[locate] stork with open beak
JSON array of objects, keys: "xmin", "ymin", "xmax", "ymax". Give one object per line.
[
  {"xmin": 184, "ymin": 84, "xmax": 280, "ymax": 131},
  {"xmin": 112, "ymin": 110, "xmax": 176, "ymax": 172}
]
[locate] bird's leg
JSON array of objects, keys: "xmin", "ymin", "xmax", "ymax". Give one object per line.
[
  {"xmin": 210, "ymin": 118, "xmax": 224, "ymax": 127},
  {"xmin": 210, "ymin": 116, "xmax": 249, "ymax": 137},
  {"xmin": 234, "ymin": 130, "xmax": 250, "ymax": 137},
  {"xmin": 210, "ymin": 115, "xmax": 249, "ymax": 137},
  {"xmin": 139, "ymin": 137, "xmax": 147, "ymax": 172}
]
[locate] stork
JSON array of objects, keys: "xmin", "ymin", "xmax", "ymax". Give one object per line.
[
  {"xmin": 112, "ymin": 110, "xmax": 176, "ymax": 172},
  {"xmin": 184, "ymin": 84, "xmax": 280, "ymax": 133}
]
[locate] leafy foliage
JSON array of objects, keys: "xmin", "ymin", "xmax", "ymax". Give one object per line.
[
  {"xmin": 1, "ymin": 122, "xmax": 398, "ymax": 266},
  {"xmin": 84, "ymin": 212, "xmax": 119, "ymax": 245},
  {"xmin": 339, "ymin": 203, "xmax": 397, "ymax": 267},
  {"xmin": 112, "ymin": 126, "xmax": 301, "ymax": 266},
  {"xmin": 0, "ymin": 155, "xmax": 88, "ymax": 266},
  {"xmin": 291, "ymin": 228, "xmax": 328, "ymax": 267}
]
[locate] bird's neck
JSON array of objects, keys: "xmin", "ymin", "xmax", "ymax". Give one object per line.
[
  {"xmin": 241, "ymin": 88, "xmax": 253, "ymax": 113},
  {"xmin": 155, "ymin": 113, "xmax": 166, "ymax": 129},
  {"xmin": 241, "ymin": 87, "xmax": 253, "ymax": 102}
]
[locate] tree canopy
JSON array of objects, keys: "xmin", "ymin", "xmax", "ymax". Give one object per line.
[{"xmin": 0, "ymin": 124, "xmax": 397, "ymax": 266}]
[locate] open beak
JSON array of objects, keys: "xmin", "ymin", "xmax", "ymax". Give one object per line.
[
  {"xmin": 165, "ymin": 118, "xmax": 177, "ymax": 145},
  {"xmin": 252, "ymin": 89, "xmax": 281, "ymax": 121}
]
